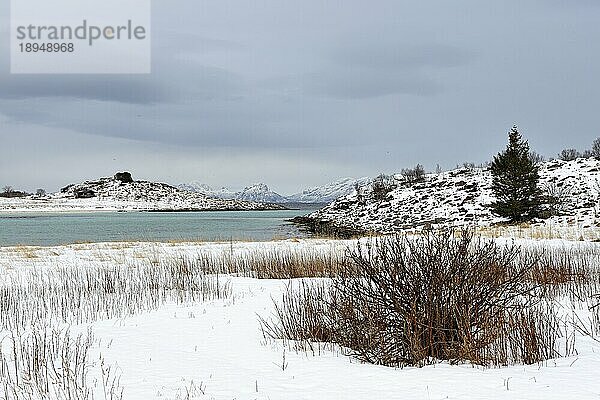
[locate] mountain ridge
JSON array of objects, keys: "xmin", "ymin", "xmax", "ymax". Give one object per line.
[{"xmin": 177, "ymin": 177, "xmax": 370, "ymax": 204}]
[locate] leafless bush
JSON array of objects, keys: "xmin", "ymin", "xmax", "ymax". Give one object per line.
[
  {"xmin": 371, "ymin": 174, "xmax": 397, "ymax": 201},
  {"xmin": 529, "ymin": 151, "xmax": 545, "ymax": 165},
  {"xmin": 542, "ymin": 182, "xmax": 573, "ymax": 216},
  {"xmin": 262, "ymin": 230, "xmax": 575, "ymax": 367},
  {"xmin": 559, "ymin": 148, "xmax": 580, "ymax": 161},
  {"xmin": 401, "ymin": 164, "xmax": 425, "ymax": 184},
  {"xmin": 260, "ymin": 281, "xmax": 335, "ymax": 352}
]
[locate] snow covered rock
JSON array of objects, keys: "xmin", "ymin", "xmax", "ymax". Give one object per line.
[
  {"xmin": 237, "ymin": 183, "xmax": 288, "ymax": 203},
  {"xmin": 303, "ymin": 158, "xmax": 600, "ymax": 234},
  {"xmin": 287, "ymin": 177, "xmax": 370, "ymax": 204},
  {"xmin": 1, "ymin": 174, "xmax": 286, "ymax": 212}
]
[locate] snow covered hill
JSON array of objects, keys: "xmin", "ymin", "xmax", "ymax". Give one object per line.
[
  {"xmin": 237, "ymin": 183, "xmax": 288, "ymax": 203},
  {"xmin": 0, "ymin": 173, "xmax": 285, "ymax": 212},
  {"xmin": 177, "ymin": 182, "xmax": 237, "ymax": 199},
  {"xmin": 302, "ymin": 158, "xmax": 600, "ymax": 235},
  {"xmin": 177, "ymin": 182, "xmax": 286, "ymax": 203},
  {"xmin": 178, "ymin": 177, "xmax": 370, "ymax": 204},
  {"xmin": 287, "ymin": 177, "xmax": 370, "ymax": 203}
]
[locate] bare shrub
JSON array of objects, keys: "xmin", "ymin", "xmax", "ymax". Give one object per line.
[
  {"xmin": 371, "ymin": 174, "xmax": 397, "ymax": 201},
  {"xmin": 460, "ymin": 162, "xmax": 476, "ymax": 170},
  {"xmin": 262, "ymin": 230, "xmax": 571, "ymax": 367},
  {"xmin": 558, "ymin": 148, "xmax": 580, "ymax": 161},
  {"xmin": 529, "ymin": 151, "xmax": 545, "ymax": 165},
  {"xmin": 542, "ymin": 182, "xmax": 573, "ymax": 216},
  {"xmin": 401, "ymin": 164, "xmax": 425, "ymax": 184},
  {"xmin": 260, "ymin": 281, "xmax": 335, "ymax": 353},
  {"xmin": 592, "ymin": 138, "xmax": 600, "ymax": 158}
]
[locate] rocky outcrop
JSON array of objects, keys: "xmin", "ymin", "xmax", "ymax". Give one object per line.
[
  {"xmin": 74, "ymin": 188, "xmax": 95, "ymax": 199},
  {"xmin": 114, "ymin": 172, "xmax": 134, "ymax": 183}
]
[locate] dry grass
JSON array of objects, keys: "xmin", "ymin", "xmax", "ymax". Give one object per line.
[
  {"xmin": 0, "ymin": 327, "xmax": 124, "ymax": 400},
  {"xmin": 1, "ymin": 234, "xmax": 599, "ymax": 397},
  {"xmin": 10, "ymin": 246, "xmax": 40, "ymax": 259},
  {"xmin": 477, "ymin": 222, "xmax": 600, "ymax": 241},
  {"xmin": 0, "ymin": 259, "xmax": 230, "ymax": 333}
]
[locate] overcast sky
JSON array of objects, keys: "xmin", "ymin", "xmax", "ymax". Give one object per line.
[{"xmin": 1, "ymin": 0, "xmax": 599, "ymax": 194}]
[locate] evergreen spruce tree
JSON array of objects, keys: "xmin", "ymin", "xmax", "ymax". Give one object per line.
[{"xmin": 490, "ymin": 126, "xmax": 542, "ymax": 222}]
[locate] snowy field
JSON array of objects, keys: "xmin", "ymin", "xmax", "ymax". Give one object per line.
[{"xmin": 1, "ymin": 237, "xmax": 600, "ymax": 399}]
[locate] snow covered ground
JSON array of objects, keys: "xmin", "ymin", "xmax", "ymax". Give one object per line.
[
  {"xmin": 1, "ymin": 237, "xmax": 600, "ymax": 399},
  {"xmin": 87, "ymin": 279, "xmax": 600, "ymax": 400},
  {"xmin": 307, "ymin": 158, "xmax": 600, "ymax": 236}
]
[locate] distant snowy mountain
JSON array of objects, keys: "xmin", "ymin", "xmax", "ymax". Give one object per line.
[
  {"xmin": 177, "ymin": 182, "xmax": 237, "ymax": 199},
  {"xmin": 287, "ymin": 177, "xmax": 370, "ymax": 203},
  {"xmin": 237, "ymin": 183, "xmax": 288, "ymax": 203},
  {"xmin": 178, "ymin": 177, "xmax": 371, "ymax": 204},
  {"xmin": 0, "ymin": 173, "xmax": 285, "ymax": 212},
  {"xmin": 177, "ymin": 181, "xmax": 214, "ymax": 194},
  {"xmin": 178, "ymin": 182, "xmax": 287, "ymax": 203}
]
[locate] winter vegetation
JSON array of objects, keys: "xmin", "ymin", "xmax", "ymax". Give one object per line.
[
  {"xmin": 489, "ymin": 126, "xmax": 543, "ymax": 222},
  {"xmin": 1, "ymin": 235, "xmax": 600, "ymax": 399},
  {"xmin": 3, "ymin": 127, "xmax": 600, "ymax": 398},
  {"xmin": 558, "ymin": 138, "xmax": 600, "ymax": 161}
]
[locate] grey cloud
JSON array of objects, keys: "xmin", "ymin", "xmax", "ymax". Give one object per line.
[
  {"xmin": 330, "ymin": 43, "xmax": 476, "ymax": 70},
  {"xmin": 0, "ymin": 28, "xmax": 246, "ymax": 104},
  {"xmin": 2, "ymin": 0, "xmax": 600, "ymax": 193},
  {"xmin": 154, "ymin": 32, "xmax": 246, "ymax": 53},
  {"xmin": 0, "ymin": 75, "xmax": 169, "ymax": 104},
  {"xmin": 0, "ymin": 62, "xmax": 245, "ymax": 105},
  {"xmin": 302, "ymin": 70, "xmax": 442, "ymax": 99},
  {"xmin": 297, "ymin": 42, "xmax": 473, "ymax": 99}
]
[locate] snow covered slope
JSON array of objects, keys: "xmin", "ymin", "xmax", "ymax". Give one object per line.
[
  {"xmin": 177, "ymin": 182, "xmax": 237, "ymax": 199},
  {"xmin": 0, "ymin": 174, "xmax": 285, "ymax": 212},
  {"xmin": 305, "ymin": 158, "xmax": 600, "ymax": 234},
  {"xmin": 237, "ymin": 183, "xmax": 288, "ymax": 203},
  {"xmin": 287, "ymin": 177, "xmax": 370, "ymax": 203},
  {"xmin": 177, "ymin": 182, "xmax": 284, "ymax": 202},
  {"xmin": 178, "ymin": 178, "xmax": 370, "ymax": 204}
]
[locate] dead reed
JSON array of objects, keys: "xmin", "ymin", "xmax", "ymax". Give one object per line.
[{"xmin": 0, "ymin": 259, "xmax": 230, "ymax": 333}]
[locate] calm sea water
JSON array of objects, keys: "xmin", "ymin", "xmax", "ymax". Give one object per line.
[{"xmin": 0, "ymin": 209, "xmax": 317, "ymax": 247}]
